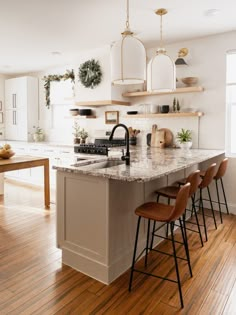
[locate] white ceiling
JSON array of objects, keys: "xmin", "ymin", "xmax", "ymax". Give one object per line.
[{"xmin": 0, "ymin": 0, "xmax": 236, "ymax": 74}]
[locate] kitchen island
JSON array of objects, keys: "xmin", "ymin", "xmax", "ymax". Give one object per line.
[{"xmin": 54, "ymin": 147, "xmax": 224, "ymax": 284}]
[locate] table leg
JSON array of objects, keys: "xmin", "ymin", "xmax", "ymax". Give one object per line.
[{"xmin": 44, "ymin": 160, "xmax": 50, "ymax": 209}]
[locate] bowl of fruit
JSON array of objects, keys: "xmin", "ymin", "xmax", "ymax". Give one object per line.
[{"xmin": 0, "ymin": 144, "xmax": 15, "ymax": 159}]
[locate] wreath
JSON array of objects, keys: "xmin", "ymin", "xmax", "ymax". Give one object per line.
[
  {"xmin": 43, "ymin": 69, "xmax": 75, "ymax": 109},
  {"xmin": 79, "ymin": 59, "xmax": 102, "ymax": 89}
]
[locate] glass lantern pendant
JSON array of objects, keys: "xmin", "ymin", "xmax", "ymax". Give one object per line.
[
  {"xmin": 147, "ymin": 8, "xmax": 176, "ymax": 92},
  {"xmin": 111, "ymin": 0, "xmax": 146, "ymax": 85}
]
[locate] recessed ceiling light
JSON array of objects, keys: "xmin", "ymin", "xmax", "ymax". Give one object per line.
[
  {"xmin": 51, "ymin": 51, "xmax": 62, "ymax": 56},
  {"xmin": 204, "ymin": 9, "xmax": 220, "ymax": 17}
]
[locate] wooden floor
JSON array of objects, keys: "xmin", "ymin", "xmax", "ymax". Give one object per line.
[{"xmin": 1, "ymin": 180, "xmax": 236, "ymax": 315}]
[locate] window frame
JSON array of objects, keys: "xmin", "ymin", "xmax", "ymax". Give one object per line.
[{"xmin": 226, "ymin": 51, "xmax": 236, "ymax": 157}]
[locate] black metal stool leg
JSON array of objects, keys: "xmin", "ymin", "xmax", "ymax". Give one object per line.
[
  {"xmin": 129, "ymin": 216, "xmax": 141, "ymax": 291},
  {"xmin": 166, "ymin": 198, "xmax": 170, "ymax": 237},
  {"xmin": 207, "ymin": 186, "xmax": 217, "ymax": 229},
  {"xmin": 191, "ymin": 196, "xmax": 204, "ymax": 247},
  {"xmin": 150, "ymin": 221, "xmax": 156, "ymax": 250},
  {"xmin": 221, "ymin": 178, "xmax": 230, "ymax": 214},
  {"xmin": 150, "ymin": 195, "xmax": 160, "ymax": 250},
  {"xmin": 179, "ymin": 215, "xmax": 192, "ymax": 277},
  {"xmin": 215, "ymin": 179, "xmax": 223, "ymax": 223},
  {"xmin": 145, "ymin": 219, "xmax": 151, "ymax": 267},
  {"xmin": 170, "ymin": 222, "xmax": 184, "ymax": 308},
  {"xmin": 200, "ymin": 189, "xmax": 208, "ymax": 242}
]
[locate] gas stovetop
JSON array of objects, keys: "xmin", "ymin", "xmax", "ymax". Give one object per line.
[{"xmin": 74, "ymin": 138, "xmax": 126, "ymax": 155}]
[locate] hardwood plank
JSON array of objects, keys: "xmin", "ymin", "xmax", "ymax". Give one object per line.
[
  {"xmin": 222, "ymin": 279, "xmax": 236, "ymax": 314},
  {"xmin": 198, "ymin": 290, "xmax": 228, "ymax": 315}
]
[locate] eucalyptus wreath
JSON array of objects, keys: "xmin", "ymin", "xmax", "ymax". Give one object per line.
[
  {"xmin": 43, "ymin": 69, "xmax": 75, "ymax": 109},
  {"xmin": 79, "ymin": 59, "xmax": 102, "ymax": 89}
]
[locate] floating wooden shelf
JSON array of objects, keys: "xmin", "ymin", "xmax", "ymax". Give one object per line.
[
  {"xmin": 75, "ymin": 100, "xmax": 131, "ymax": 106},
  {"xmin": 125, "ymin": 112, "xmax": 204, "ymax": 118},
  {"xmin": 65, "ymin": 115, "xmax": 96, "ymax": 119},
  {"xmin": 122, "ymin": 86, "xmax": 204, "ymax": 97}
]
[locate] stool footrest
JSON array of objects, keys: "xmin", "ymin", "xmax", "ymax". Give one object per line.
[
  {"xmin": 132, "ymin": 268, "xmax": 178, "ymax": 284},
  {"xmin": 152, "ymin": 232, "xmax": 184, "ymax": 246},
  {"xmin": 151, "ymin": 248, "xmax": 189, "ymax": 262}
]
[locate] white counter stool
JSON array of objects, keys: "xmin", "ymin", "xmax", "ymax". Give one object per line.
[
  {"xmin": 151, "ymin": 170, "xmax": 203, "ymax": 247},
  {"xmin": 129, "ymin": 183, "xmax": 191, "ymax": 309},
  {"xmin": 199, "ymin": 158, "xmax": 229, "ymax": 223}
]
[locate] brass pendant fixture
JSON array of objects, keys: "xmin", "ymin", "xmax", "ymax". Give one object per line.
[
  {"xmin": 111, "ymin": 0, "xmax": 146, "ymax": 85},
  {"xmin": 147, "ymin": 8, "xmax": 176, "ymax": 92}
]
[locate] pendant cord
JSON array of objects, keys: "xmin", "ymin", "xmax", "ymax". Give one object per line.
[
  {"xmin": 126, "ymin": 0, "xmax": 130, "ymax": 29},
  {"xmin": 160, "ymin": 14, "xmax": 163, "ymax": 48}
]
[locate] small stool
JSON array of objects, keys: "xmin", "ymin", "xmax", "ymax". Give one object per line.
[
  {"xmin": 178, "ymin": 163, "xmax": 217, "ymax": 242},
  {"xmin": 152, "ymin": 170, "xmax": 203, "ymax": 247},
  {"xmin": 129, "ymin": 183, "xmax": 191, "ymax": 309},
  {"xmin": 199, "ymin": 158, "xmax": 229, "ymax": 223}
]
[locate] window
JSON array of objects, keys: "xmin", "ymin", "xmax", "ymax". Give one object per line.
[{"xmin": 226, "ymin": 50, "xmax": 236, "ymax": 156}]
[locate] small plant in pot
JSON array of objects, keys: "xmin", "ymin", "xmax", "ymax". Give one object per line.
[
  {"xmin": 176, "ymin": 128, "xmax": 192, "ymax": 149},
  {"xmin": 72, "ymin": 121, "xmax": 80, "ymax": 144},
  {"xmin": 79, "ymin": 128, "xmax": 88, "ymax": 144},
  {"xmin": 32, "ymin": 126, "xmax": 45, "ymax": 142}
]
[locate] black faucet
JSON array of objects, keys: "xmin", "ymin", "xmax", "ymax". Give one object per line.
[{"xmin": 109, "ymin": 123, "xmax": 130, "ymax": 165}]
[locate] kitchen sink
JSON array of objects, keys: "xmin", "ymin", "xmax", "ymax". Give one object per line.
[
  {"xmin": 93, "ymin": 160, "xmax": 124, "ymax": 169},
  {"xmin": 71, "ymin": 159, "xmax": 124, "ymax": 170}
]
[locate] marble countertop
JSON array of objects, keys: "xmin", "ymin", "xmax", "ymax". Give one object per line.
[{"xmin": 52, "ymin": 147, "xmax": 225, "ymax": 183}]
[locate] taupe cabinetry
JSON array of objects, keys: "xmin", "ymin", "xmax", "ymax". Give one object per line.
[{"xmin": 4, "ymin": 76, "xmax": 38, "ymax": 141}]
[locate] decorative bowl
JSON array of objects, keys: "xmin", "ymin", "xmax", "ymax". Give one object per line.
[
  {"xmin": 127, "ymin": 111, "xmax": 138, "ymax": 115},
  {"xmin": 79, "ymin": 109, "xmax": 92, "ymax": 116},
  {"xmin": 69, "ymin": 109, "xmax": 79, "ymax": 116},
  {"xmin": 181, "ymin": 77, "xmax": 198, "ymax": 86},
  {"xmin": 0, "ymin": 150, "xmax": 15, "ymax": 159}
]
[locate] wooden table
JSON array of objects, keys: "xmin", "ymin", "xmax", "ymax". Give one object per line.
[{"xmin": 0, "ymin": 155, "xmax": 50, "ymax": 209}]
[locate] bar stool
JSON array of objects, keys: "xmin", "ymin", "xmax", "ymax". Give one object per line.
[
  {"xmin": 199, "ymin": 158, "xmax": 229, "ymax": 223},
  {"xmin": 178, "ymin": 163, "xmax": 217, "ymax": 241},
  {"xmin": 129, "ymin": 183, "xmax": 191, "ymax": 309},
  {"xmin": 152, "ymin": 170, "xmax": 203, "ymax": 247}
]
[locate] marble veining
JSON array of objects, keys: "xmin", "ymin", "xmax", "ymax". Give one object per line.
[{"xmin": 53, "ymin": 147, "xmax": 225, "ymax": 183}]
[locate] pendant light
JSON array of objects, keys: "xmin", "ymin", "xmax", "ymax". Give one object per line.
[
  {"xmin": 111, "ymin": 0, "xmax": 146, "ymax": 85},
  {"xmin": 147, "ymin": 8, "xmax": 176, "ymax": 92}
]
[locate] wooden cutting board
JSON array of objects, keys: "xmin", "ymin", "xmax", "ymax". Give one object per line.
[
  {"xmin": 148, "ymin": 126, "xmax": 173, "ymax": 147},
  {"xmin": 150, "ymin": 124, "xmax": 165, "ymax": 148}
]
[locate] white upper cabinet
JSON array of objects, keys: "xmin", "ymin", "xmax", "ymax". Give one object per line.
[{"xmin": 5, "ymin": 76, "xmax": 38, "ymax": 141}]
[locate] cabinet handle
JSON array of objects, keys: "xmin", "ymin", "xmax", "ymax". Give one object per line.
[
  {"xmin": 13, "ymin": 111, "xmax": 16, "ymax": 125},
  {"xmin": 12, "ymin": 94, "xmax": 16, "ymax": 108}
]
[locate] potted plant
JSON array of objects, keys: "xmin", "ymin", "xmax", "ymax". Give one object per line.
[
  {"xmin": 79, "ymin": 128, "xmax": 88, "ymax": 144},
  {"xmin": 176, "ymin": 128, "xmax": 192, "ymax": 149},
  {"xmin": 32, "ymin": 126, "xmax": 45, "ymax": 142},
  {"xmin": 72, "ymin": 121, "xmax": 80, "ymax": 144}
]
